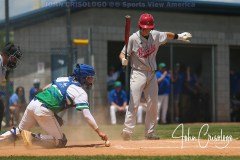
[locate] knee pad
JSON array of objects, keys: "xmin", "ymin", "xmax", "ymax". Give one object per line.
[{"xmin": 56, "ymin": 134, "xmax": 67, "ymax": 148}]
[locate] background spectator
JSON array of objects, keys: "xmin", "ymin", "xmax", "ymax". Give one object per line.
[
  {"xmin": 107, "ymin": 66, "xmax": 120, "ymax": 91},
  {"xmin": 29, "ymin": 79, "xmax": 42, "ymax": 102},
  {"xmin": 156, "ymin": 63, "xmax": 171, "ymax": 124},
  {"xmin": 108, "ymin": 81, "xmax": 128, "ymax": 124},
  {"xmin": 172, "ymin": 63, "xmax": 185, "ymax": 123},
  {"xmin": 8, "ymin": 86, "xmax": 26, "ymax": 126}
]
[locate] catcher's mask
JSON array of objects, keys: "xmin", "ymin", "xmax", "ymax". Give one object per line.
[
  {"xmin": 2, "ymin": 43, "xmax": 22, "ymax": 70},
  {"xmin": 73, "ymin": 64, "xmax": 95, "ymax": 89}
]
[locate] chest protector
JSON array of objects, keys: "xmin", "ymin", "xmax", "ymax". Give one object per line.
[{"xmin": 36, "ymin": 77, "xmax": 80, "ymax": 112}]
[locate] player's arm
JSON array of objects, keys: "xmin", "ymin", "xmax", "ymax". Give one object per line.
[
  {"xmin": 122, "ymin": 102, "xmax": 127, "ymax": 110},
  {"xmin": 111, "ymin": 102, "xmax": 120, "ymax": 108},
  {"xmin": 119, "ymin": 52, "xmax": 128, "ymax": 66},
  {"xmin": 71, "ymin": 86, "xmax": 108, "ymax": 141},
  {"xmin": 157, "ymin": 71, "xmax": 168, "ymax": 83},
  {"xmin": 120, "ymin": 91, "xmax": 128, "ymax": 111},
  {"xmin": 166, "ymin": 32, "xmax": 192, "ymax": 42},
  {"xmin": 119, "ymin": 36, "xmax": 133, "ymax": 66},
  {"xmin": 109, "ymin": 92, "xmax": 120, "ymax": 108},
  {"xmin": 82, "ymin": 109, "xmax": 108, "ymax": 141}
]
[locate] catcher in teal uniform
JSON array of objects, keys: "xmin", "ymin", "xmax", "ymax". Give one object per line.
[{"xmin": 0, "ymin": 64, "xmax": 108, "ymax": 148}]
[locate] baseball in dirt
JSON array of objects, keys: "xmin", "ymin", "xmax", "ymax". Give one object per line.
[{"xmin": 105, "ymin": 140, "xmax": 111, "ymax": 147}]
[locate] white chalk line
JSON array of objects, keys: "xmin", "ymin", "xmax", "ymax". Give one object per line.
[
  {"xmin": 113, "ymin": 139, "xmax": 240, "ymax": 150},
  {"xmin": 113, "ymin": 145, "xmax": 240, "ymax": 150}
]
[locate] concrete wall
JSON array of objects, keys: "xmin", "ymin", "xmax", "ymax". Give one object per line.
[{"xmin": 12, "ymin": 8, "xmax": 240, "ymax": 121}]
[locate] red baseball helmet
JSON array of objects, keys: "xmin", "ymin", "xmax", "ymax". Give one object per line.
[{"xmin": 138, "ymin": 13, "xmax": 154, "ymax": 29}]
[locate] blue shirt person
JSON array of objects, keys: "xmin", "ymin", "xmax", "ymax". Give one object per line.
[
  {"xmin": 108, "ymin": 81, "xmax": 128, "ymax": 108},
  {"xmin": 108, "ymin": 81, "xmax": 128, "ymax": 124},
  {"xmin": 29, "ymin": 79, "xmax": 42, "ymax": 101},
  {"xmin": 156, "ymin": 64, "xmax": 171, "ymax": 95},
  {"xmin": 9, "ymin": 86, "xmax": 26, "ymax": 125},
  {"xmin": 156, "ymin": 63, "xmax": 171, "ymax": 124}
]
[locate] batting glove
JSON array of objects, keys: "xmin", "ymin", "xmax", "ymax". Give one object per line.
[
  {"xmin": 178, "ymin": 32, "xmax": 192, "ymax": 42},
  {"xmin": 121, "ymin": 58, "xmax": 128, "ymax": 66}
]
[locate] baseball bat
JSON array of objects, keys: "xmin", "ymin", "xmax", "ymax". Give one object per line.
[{"xmin": 124, "ymin": 15, "xmax": 131, "ymax": 61}]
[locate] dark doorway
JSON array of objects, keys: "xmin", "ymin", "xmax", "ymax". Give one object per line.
[
  {"xmin": 229, "ymin": 46, "xmax": 240, "ymax": 122},
  {"xmin": 107, "ymin": 41, "xmax": 126, "ymax": 92}
]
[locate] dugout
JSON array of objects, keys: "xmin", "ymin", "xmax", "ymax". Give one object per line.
[{"xmin": 229, "ymin": 46, "xmax": 240, "ymax": 121}]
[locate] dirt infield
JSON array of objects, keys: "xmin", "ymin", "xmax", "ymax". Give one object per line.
[{"xmin": 0, "ymin": 139, "xmax": 239, "ymax": 157}]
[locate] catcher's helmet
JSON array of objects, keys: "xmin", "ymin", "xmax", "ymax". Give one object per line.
[
  {"xmin": 73, "ymin": 64, "xmax": 95, "ymax": 87},
  {"xmin": 2, "ymin": 42, "xmax": 22, "ymax": 70},
  {"xmin": 138, "ymin": 13, "xmax": 154, "ymax": 29}
]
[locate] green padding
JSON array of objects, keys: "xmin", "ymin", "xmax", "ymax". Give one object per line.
[
  {"xmin": 36, "ymin": 86, "xmax": 63, "ymax": 112},
  {"xmin": 76, "ymin": 103, "xmax": 89, "ymax": 111}
]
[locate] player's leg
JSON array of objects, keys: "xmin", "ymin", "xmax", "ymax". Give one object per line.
[
  {"xmin": 0, "ymin": 127, "xmax": 21, "ymax": 146},
  {"xmin": 110, "ymin": 105, "xmax": 117, "ymax": 124},
  {"xmin": 15, "ymin": 107, "xmax": 21, "ymax": 125},
  {"xmin": 137, "ymin": 105, "xmax": 143, "ymax": 124},
  {"xmin": 0, "ymin": 101, "xmax": 3, "ymax": 131},
  {"xmin": 31, "ymin": 101, "xmax": 65, "ymax": 148},
  {"xmin": 5, "ymin": 105, "xmax": 10, "ymax": 127},
  {"xmin": 0, "ymin": 100, "xmax": 37, "ymax": 146},
  {"xmin": 18, "ymin": 99, "xmax": 56, "ymax": 148},
  {"xmin": 9, "ymin": 106, "xmax": 15, "ymax": 126},
  {"xmin": 33, "ymin": 113, "xmax": 65, "ymax": 148},
  {"xmin": 161, "ymin": 95, "xmax": 169, "ymax": 124},
  {"xmin": 144, "ymin": 73, "xmax": 159, "ymax": 139},
  {"xmin": 174, "ymin": 94, "xmax": 180, "ymax": 122},
  {"xmin": 157, "ymin": 95, "xmax": 163, "ymax": 122},
  {"xmin": 122, "ymin": 70, "xmax": 146, "ymax": 139}
]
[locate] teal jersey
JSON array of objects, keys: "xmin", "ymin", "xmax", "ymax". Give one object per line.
[{"xmin": 35, "ymin": 77, "xmax": 89, "ymax": 112}]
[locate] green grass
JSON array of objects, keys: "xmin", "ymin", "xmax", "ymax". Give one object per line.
[
  {"xmin": 156, "ymin": 123, "xmax": 240, "ymax": 140},
  {"xmin": 1, "ymin": 156, "xmax": 240, "ymax": 160},
  {"xmin": 100, "ymin": 123, "xmax": 240, "ymax": 140},
  {"xmin": 3, "ymin": 123, "xmax": 238, "ymax": 141},
  {"xmin": 0, "ymin": 123, "xmax": 240, "ymax": 159}
]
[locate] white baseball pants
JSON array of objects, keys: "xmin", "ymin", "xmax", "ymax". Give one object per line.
[
  {"xmin": 157, "ymin": 95, "xmax": 169, "ymax": 123},
  {"xmin": 123, "ymin": 69, "xmax": 158, "ymax": 136},
  {"xmin": 0, "ymin": 99, "xmax": 63, "ymax": 147},
  {"xmin": 110, "ymin": 105, "xmax": 144, "ymax": 124}
]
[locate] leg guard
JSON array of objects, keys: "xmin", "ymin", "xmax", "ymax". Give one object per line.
[
  {"xmin": 31, "ymin": 133, "xmax": 67, "ymax": 148},
  {"xmin": 56, "ymin": 134, "xmax": 67, "ymax": 148}
]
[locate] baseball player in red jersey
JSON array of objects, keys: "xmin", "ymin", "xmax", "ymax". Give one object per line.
[{"xmin": 119, "ymin": 13, "xmax": 192, "ymax": 140}]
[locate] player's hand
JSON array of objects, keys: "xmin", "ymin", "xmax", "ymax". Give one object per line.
[
  {"xmin": 163, "ymin": 71, "xmax": 168, "ymax": 76},
  {"xmin": 98, "ymin": 131, "xmax": 108, "ymax": 141},
  {"xmin": 118, "ymin": 107, "xmax": 124, "ymax": 112},
  {"xmin": 121, "ymin": 58, "xmax": 128, "ymax": 66},
  {"xmin": 178, "ymin": 32, "xmax": 192, "ymax": 42}
]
